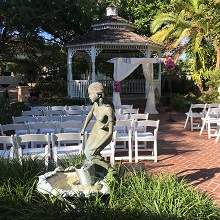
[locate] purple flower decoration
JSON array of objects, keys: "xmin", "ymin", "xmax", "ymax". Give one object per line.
[
  {"xmin": 164, "ymin": 56, "xmax": 175, "ymax": 71},
  {"xmin": 113, "ymin": 81, "xmax": 121, "ymax": 93}
]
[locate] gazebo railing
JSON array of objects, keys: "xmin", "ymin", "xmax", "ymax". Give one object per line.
[{"xmin": 71, "ymin": 79, "xmax": 145, "ymax": 98}]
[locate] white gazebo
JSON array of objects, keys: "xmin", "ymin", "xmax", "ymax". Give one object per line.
[{"xmin": 66, "ymin": 5, "xmax": 163, "ymax": 104}]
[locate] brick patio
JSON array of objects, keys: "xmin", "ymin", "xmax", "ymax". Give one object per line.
[{"xmin": 140, "ymin": 111, "xmax": 220, "ymax": 206}]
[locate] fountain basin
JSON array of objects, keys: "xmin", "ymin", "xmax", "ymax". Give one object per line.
[{"xmin": 37, "ymin": 167, "xmax": 110, "ymax": 198}]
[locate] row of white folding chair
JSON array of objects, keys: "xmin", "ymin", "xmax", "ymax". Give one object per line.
[
  {"xmin": 113, "ymin": 117, "xmax": 158, "ymax": 163},
  {"xmin": 184, "ymin": 103, "xmax": 220, "ymax": 131},
  {"xmin": 184, "ymin": 104, "xmax": 207, "ymax": 131},
  {"xmin": 113, "ymin": 114, "xmax": 149, "ymax": 161},
  {"xmin": 23, "ymin": 109, "xmax": 85, "ymax": 117},
  {"xmin": 31, "ymin": 105, "xmax": 92, "ymax": 111},
  {"xmin": 13, "ymin": 114, "xmax": 87, "ymax": 124},
  {"xmin": 199, "ymin": 107, "xmax": 220, "ymax": 139},
  {"xmin": 0, "ymin": 133, "xmax": 84, "ymax": 165},
  {"xmin": 15, "ymin": 132, "xmax": 112, "ymax": 166},
  {"xmin": 1, "ymin": 120, "xmax": 95, "ymax": 136},
  {"xmin": 0, "ymin": 135, "xmax": 15, "ymax": 158}
]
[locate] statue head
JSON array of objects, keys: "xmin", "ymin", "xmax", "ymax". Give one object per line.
[{"xmin": 88, "ymin": 82, "xmax": 105, "ymax": 103}]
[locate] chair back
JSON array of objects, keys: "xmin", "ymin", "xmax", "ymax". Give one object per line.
[
  {"xmin": 31, "ymin": 106, "xmax": 49, "ymax": 111},
  {"xmin": 1, "ymin": 123, "xmax": 29, "ymax": 135},
  {"xmin": 51, "ymin": 106, "xmax": 67, "ymax": 111},
  {"xmin": 135, "ymin": 120, "xmax": 160, "ymax": 134},
  {"xmin": 13, "ymin": 116, "xmax": 36, "ymax": 124},
  {"xmin": 51, "ymin": 132, "xmax": 84, "ymax": 164},
  {"xmin": 59, "ymin": 120, "xmax": 82, "ymax": 133},
  {"xmin": 0, "ymin": 135, "xmax": 16, "ymax": 158},
  {"xmin": 130, "ymin": 113, "xmax": 149, "ymax": 121},
  {"xmin": 22, "ymin": 110, "xmax": 43, "ymax": 116}
]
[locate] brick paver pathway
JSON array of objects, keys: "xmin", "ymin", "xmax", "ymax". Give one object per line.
[{"xmin": 141, "ymin": 112, "xmax": 220, "ymax": 206}]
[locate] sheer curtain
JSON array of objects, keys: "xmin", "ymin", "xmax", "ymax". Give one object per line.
[
  {"xmin": 109, "ymin": 58, "xmax": 140, "ymax": 107},
  {"xmin": 142, "ymin": 63, "xmax": 158, "ymax": 114},
  {"xmin": 108, "ymin": 57, "xmax": 161, "ymax": 112}
]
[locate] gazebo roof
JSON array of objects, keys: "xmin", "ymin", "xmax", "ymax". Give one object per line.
[
  {"xmin": 67, "ymin": 28, "xmax": 161, "ymax": 47},
  {"xmin": 66, "ymin": 5, "xmax": 162, "ymax": 49},
  {"xmin": 91, "ymin": 15, "xmax": 133, "ymax": 26}
]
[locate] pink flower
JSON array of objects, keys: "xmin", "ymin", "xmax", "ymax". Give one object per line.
[
  {"xmin": 113, "ymin": 81, "xmax": 121, "ymax": 93},
  {"xmin": 164, "ymin": 56, "xmax": 175, "ymax": 71}
]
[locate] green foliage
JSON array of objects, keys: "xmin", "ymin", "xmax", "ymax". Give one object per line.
[
  {"xmin": 35, "ymin": 78, "xmax": 67, "ymax": 98},
  {"xmin": 0, "ymin": 99, "xmax": 29, "ymax": 124},
  {"xmin": 151, "ymin": 0, "xmax": 220, "ymax": 95},
  {"xmin": 0, "ymin": 159, "xmax": 219, "ymax": 220},
  {"xmin": 58, "ymin": 154, "xmax": 86, "ymax": 168},
  {"xmin": 170, "ymin": 94, "xmax": 191, "ymax": 112}
]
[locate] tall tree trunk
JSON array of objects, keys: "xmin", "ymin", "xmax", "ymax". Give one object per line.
[{"xmin": 215, "ymin": 45, "xmax": 220, "ymax": 69}]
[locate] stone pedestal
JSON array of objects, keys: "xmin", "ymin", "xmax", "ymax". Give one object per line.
[{"xmin": 17, "ymin": 86, "xmax": 30, "ymax": 102}]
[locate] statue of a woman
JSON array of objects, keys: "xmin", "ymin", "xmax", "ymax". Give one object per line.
[{"xmin": 81, "ymin": 82, "xmax": 115, "ymax": 171}]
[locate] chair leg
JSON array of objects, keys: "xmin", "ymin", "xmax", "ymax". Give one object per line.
[
  {"xmin": 128, "ymin": 137, "xmax": 132, "ymax": 163},
  {"xmin": 215, "ymin": 128, "xmax": 220, "ymax": 143},
  {"xmin": 208, "ymin": 122, "xmax": 211, "ymax": 139},
  {"xmin": 184, "ymin": 115, "xmax": 189, "ymax": 129},
  {"xmin": 190, "ymin": 117, "xmax": 193, "ymax": 131},
  {"xmin": 199, "ymin": 119, "xmax": 206, "ymax": 135},
  {"xmin": 153, "ymin": 140, "xmax": 157, "ymax": 163},
  {"xmin": 135, "ymin": 138, "xmax": 138, "ymax": 163}
]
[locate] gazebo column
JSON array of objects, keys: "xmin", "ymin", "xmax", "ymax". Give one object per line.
[
  {"xmin": 67, "ymin": 48, "xmax": 76, "ymax": 98},
  {"xmin": 158, "ymin": 50, "xmax": 162, "ymax": 96},
  {"xmin": 86, "ymin": 46, "xmax": 102, "ymax": 82}
]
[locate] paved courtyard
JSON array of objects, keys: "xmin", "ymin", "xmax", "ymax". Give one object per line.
[{"xmin": 142, "ymin": 112, "xmax": 220, "ymax": 206}]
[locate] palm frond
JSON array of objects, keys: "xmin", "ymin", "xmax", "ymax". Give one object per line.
[
  {"xmin": 150, "ymin": 13, "xmax": 176, "ymax": 33},
  {"xmin": 150, "ymin": 25, "xmax": 175, "ymax": 43},
  {"xmin": 173, "ymin": 28, "xmax": 191, "ymax": 48}
]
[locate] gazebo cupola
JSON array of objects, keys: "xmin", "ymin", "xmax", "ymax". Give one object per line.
[
  {"xmin": 66, "ymin": 5, "xmax": 162, "ymax": 98},
  {"xmin": 91, "ymin": 5, "xmax": 134, "ymax": 31}
]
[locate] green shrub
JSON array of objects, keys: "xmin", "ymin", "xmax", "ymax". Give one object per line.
[
  {"xmin": 0, "ymin": 99, "xmax": 29, "ymax": 124},
  {"xmin": 169, "ymin": 94, "xmax": 194, "ymax": 112},
  {"xmin": 0, "ymin": 159, "xmax": 218, "ymax": 220}
]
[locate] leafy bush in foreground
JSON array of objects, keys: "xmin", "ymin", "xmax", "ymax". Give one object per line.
[{"xmin": 0, "ymin": 157, "xmax": 219, "ymax": 220}]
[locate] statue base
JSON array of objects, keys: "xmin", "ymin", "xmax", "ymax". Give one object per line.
[{"xmin": 37, "ymin": 166, "xmax": 110, "ymax": 198}]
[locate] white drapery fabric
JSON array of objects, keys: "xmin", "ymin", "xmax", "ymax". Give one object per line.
[
  {"xmin": 108, "ymin": 58, "xmax": 140, "ymax": 107},
  {"xmin": 108, "ymin": 57, "xmax": 162, "ymax": 113}
]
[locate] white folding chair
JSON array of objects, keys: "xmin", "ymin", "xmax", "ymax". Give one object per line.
[
  {"xmin": 43, "ymin": 110, "xmax": 65, "ymax": 116},
  {"xmin": 27, "ymin": 122, "xmax": 59, "ymax": 134},
  {"xmin": 61, "ymin": 115, "xmax": 83, "ymax": 122},
  {"xmin": 0, "ymin": 135, "xmax": 16, "ymax": 158},
  {"xmin": 184, "ymin": 104, "xmax": 207, "ymax": 131},
  {"xmin": 207, "ymin": 103, "xmax": 220, "ymax": 108},
  {"xmin": 65, "ymin": 109, "xmax": 82, "ymax": 116},
  {"xmin": 119, "ymin": 105, "xmax": 133, "ymax": 109},
  {"xmin": 22, "ymin": 110, "xmax": 43, "ymax": 116},
  {"xmin": 51, "ymin": 132, "xmax": 84, "ymax": 165},
  {"xmin": 0, "ymin": 123, "xmax": 29, "ymax": 135},
  {"xmin": 13, "ymin": 116, "xmax": 37, "ymax": 124},
  {"xmin": 51, "ymin": 106, "xmax": 67, "ymax": 111},
  {"xmin": 115, "ymin": 113, "xmax": 129, "ymax": 121},
  {"xmin": 114, "ymin": 120, "xmax": 133, "ymax": 163},
  {"xmin": 200, "ymin": 107, "xmax": 220, "ymax": 138},
  {"xmin": 130, "ymin": 113, "xmax": 149, "ymax": 121},
  {"xmin": 100, "ymin": 131, "xmax": 116, "ymax": 165},
  {"xmin": 15, "ymin": 133, "xmax": 51, "ymax": 164},
  {"xmin": 122, "ymin": 108, "xmax": 139, "ymax": 115},
  {"xmin": 67, "ymin": 105, "xmax": 84, "ymax": 110},
  {"xmin": 31, "ymin": 106, "xmax": 49, "ymax": 111},
  {"xmin": 134, "ymin": 120, "xmax": 159, "ymax": 163},
  {"xmin": 58, "ymin": 120, "xmax": 83, "ymax": 133}
]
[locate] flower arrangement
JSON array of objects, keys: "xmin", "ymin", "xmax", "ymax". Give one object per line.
[
  {"xmin": 113, "ymin": 81, "xmax": 121, "ymax": 93},
  {"xmin": 164, "ymin": 56, "xmax": 175, "ymax": 71}
]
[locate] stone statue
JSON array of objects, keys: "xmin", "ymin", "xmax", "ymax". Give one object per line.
[
  {"xmin": 37, "ymin": 82, "xmax": 115, "ymax": 196},
  {"xmin": 79, "ymin": 82, "xmax": 115, "ymax": 185}
]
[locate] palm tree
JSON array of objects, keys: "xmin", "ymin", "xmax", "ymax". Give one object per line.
[{"xmin": 150, "ymin": 0, "xmax": 220, "ymax": 71}]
